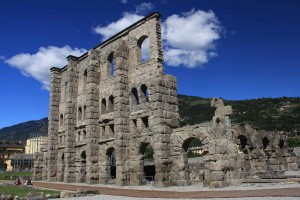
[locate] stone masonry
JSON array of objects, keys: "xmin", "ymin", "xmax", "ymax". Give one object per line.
[{"xmin": 33, "ymin": 12, "xmax": 298, "ymax": 188}]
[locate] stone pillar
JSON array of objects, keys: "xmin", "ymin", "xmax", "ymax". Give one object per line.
[
  {"xmin": 85, "ymin": 49, "xmax": 101, "ymax": 184},
  {"xmin": 114, "ymin": 40, "xmax": 130, "ymax": 186},
  {"xmin": 64, "ymin": 56, "xmax": 79, "ymax": 183},
  {"xmin": 46, "ymin": 67, "xmax": 61, "ymax": 181},
  {"xmin": 150, "ymin": 75, "xmax": 179, "ymax": 186}
]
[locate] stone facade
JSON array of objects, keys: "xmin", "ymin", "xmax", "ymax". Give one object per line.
[{"xmin": 33, "ymin": 12, "xmax": 298, "ymax": 187}]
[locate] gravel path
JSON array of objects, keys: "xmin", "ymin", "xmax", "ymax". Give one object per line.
[
  {"xmin": 45, "ymin": 183, "xmax": 300, "ymax": 200},
  {"xmin": 54, "ymin": 196, "xmax": 300, "ymax": 200}
]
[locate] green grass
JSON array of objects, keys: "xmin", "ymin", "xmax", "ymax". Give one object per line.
[
  {"xmin": 0, "ymin": 172, "xmax": 33, "ymax": 180},
  {"xmin": 0, "ymin": 185, "xmax": 60, "ymax": 198}
]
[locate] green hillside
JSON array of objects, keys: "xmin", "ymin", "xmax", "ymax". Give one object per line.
[
  {"xmin": 178, "ymin": 95, "xmax": 300, "ymax": 132},
  {"xmin": 0, "ymin": 118, "xmax": 48, "ymax": 141},
  {"xmin": 0, "ymin": 95, "xmax": 299, "ymax": 141}
]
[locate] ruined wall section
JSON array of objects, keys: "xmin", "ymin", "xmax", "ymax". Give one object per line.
[
  {"xmin": 46, "ymin": 68, "xmax": 62, "ymax": 181},
  {"xmin": 84, "ymin": 50, "xmax": 101, "ymax": 184},
  {"xmin": 128, "ymin": 16, "xmax": 164, "ymax": 80},
  {"xmin": 61, "ymin": 56, "xmax": 79, "ymax": 182}
]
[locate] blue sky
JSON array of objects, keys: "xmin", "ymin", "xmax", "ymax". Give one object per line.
[{"xmin": 0, "ymin": 0, "xmax": 300, "ymax": 128}]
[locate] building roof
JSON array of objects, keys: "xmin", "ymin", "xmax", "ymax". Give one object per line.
[{"xmin": 0, "ymin": 141, "xmax": 25, "ymax": 148}]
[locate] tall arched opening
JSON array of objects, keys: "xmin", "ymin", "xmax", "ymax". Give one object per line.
[
  {"xmin": 140, "ymin": 142, "xmax": 155, "ymax": 183},
  {"xmin": 137, "ymin": 36, "xmax": 150, "ymax": 62},
  {"xmin": 107, "ymin": 147, "xmax": 116, "ymax": 180},
  {"xmin": 182, "ymin": 137, "xmax": 205, "ymax": 184}
]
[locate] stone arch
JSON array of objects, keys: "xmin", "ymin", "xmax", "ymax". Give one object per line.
[
  {"xmin": 140, "ymin": 84, "xmax": 149, "ymax": 103},
  {"xmin": 106, "ymin": 147, "xmax": 116, "ymax": 179},
  {"xmin": 139, "ymin": 142, "xmax": 155, "ymax": 183},
  {"xmin": 131, "ymin": 88, "xmax": 139, "ymax": 106},
  {"xmin": 101, "ymin": 98, "xmax": 106, "ymax": 114},
  {"xmin": 108, "ymin": 95, "xmax": 114, "ymax": 112},
  {"xmin": 170, "ymin": 126, "xmax": 211, "ymax": 185},
  {"xmin": 137, "ymin": 35, "xmax": 150, "ymax": 62},
  {"xmin": 59, "ymin": 114, "xmax": 64, "ymax": 127}
]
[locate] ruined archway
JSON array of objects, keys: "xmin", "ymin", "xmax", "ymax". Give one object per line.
[
  {"xmin": 170, "ymin": 126, "xmax": 211, "ymax": 185},
  {"xmin": 140, "ymin": 142, "xmax": 155, "ymax": 183},
  {"xmin": 237, "ymin": 135, "xmax": 248, "ymax": 153}
]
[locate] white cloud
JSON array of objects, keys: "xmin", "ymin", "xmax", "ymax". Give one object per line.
[
  {"xmin": 121, "ymin": 0, "xmax": 127, "ymax": 4},
  {"xmin": 5, "ymin": 45, "xmax": 86, "ymax": 90},
  {"xmin": 92, "ymin": 2, "xmax": 155, "ymax": 41},
  {"xmin": 94, "ymin": 8, "xmax": 222, "ymax": 68},
  {"xmin": 93, "ymin": 13, "xmax": 143, "ymax": 41},
  {"xmin": 163, "ymin": 9, "xmax": 222, "ymax": 68},
  {"xmin": 135, "ymin": 2, "xmax": 155, "ymax": 15}
]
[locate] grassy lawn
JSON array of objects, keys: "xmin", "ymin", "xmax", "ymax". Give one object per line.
[
  {"xmin": 0, "ymin": 171, "xmax": 33, "ymax": 180},
  {"xmin": 0, "ymin": 185, "xmax": 60, "ymax": 198}
]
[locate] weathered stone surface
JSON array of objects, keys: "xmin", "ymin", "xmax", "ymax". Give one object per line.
[{"xmin": 33, "ymin": 12, "xmax": 298, "ymax": 189}]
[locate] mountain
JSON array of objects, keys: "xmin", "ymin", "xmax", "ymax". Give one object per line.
[
  {"xmin": 0, "ymin": 118, "xmax": 48, "ymax": 141},
  {"xmin": 178, "ymin": 95, "xmax": 300, "ymax": 132},
  {"xmin": 0, "ymin": 95, "xmax": 299, "ymax": 141}
]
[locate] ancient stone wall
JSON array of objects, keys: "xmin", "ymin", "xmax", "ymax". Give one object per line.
[{"xmin": 33, "ymin": 12, "xmax": 298, "ymax": 188}]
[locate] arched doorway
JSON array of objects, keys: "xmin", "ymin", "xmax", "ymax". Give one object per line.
[
  {"xmin": 182, "ymin": 137, "xmax": 206, "ymax": 184},
  {"xmin": 107, "ymin": 147, "xmax": 116, "ymax": 180},
  {"xmin": 140, "ymin": 142, "xmax": 155, "ymax": 183},
  {"xmin": 80, "ymin": 151, "xmax": 86, "ymax": 183}
]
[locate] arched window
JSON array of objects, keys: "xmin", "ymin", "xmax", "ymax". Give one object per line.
[
  {"xmin": 279, "ymin": 139, "xmax": 284, "ymax": 149},
  {"xmin": 182, "ymin": 138, "xmax": 204, "ymax": 158},
  {"xmin": 108, "ymin": 52, "xmax": 114, "ymax": 76},
  {"xmin": 108, "ymin": 95, "xmax": 114, "ymax": 112},
  {"xmin": 83, "ymin": 130, "xmax": 86, "ymax": 139},
  {"xmin": 131, "ymin": 88, "xmax": 139, "ymax": 105},
  {"xmin": 60, "ymin": 114, "xmax": 64, "ymax": 127},
  {"xmin": 140, "ymin": 84, "xmax": 149, "ymax": 103},
  {"xmin": 262, "ymin": 137, "xmax": 269, "ymax": 149},
  {"xmin": 83, "ymin": 105, "xmax": 86, "ymax": 120},
  {"xmin": 81, "ymin": 151, "xmax": 86, "ymax": 163},
  {"xmin": 101, "ymin": 98, "xmax": 106, "ymax": 114},
  {"xmin": 137, "ymin": 36, "xmax": 150, "ymax": 62},
  {"xmin": 107, "ymin": 148, "xmax": 116, "ymax": 178},
  {"xmin": 78, "ymin": 107, "xmax": 82, "ymax": 121}
]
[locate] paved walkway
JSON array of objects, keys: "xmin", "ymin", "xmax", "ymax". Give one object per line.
[{"xmin": 30, "ymin": 181, "xmax": 300, "ymax": 199}]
